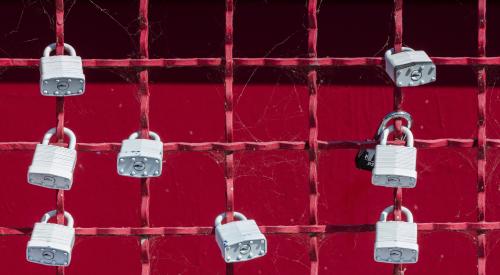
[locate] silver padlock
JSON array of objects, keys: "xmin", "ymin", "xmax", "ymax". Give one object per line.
[
  {"xmin": 385, "ymin": 47, "xmax": 436, "ymax": 87},
  {"xmin": 40, "ymin": 43, "xmax": 85, "ymax": 96},
  {"xmin": 27, "ymin": 210, "xmax": 76, "ymax": 267},
  {"xmin": 374, "ymin": 205, "xmax": 418, "ymax": 264},
  {"xmin": 28, "ymin": 127, "xmax": 77, "ymax": 190},
  {"xmin": 117, "ymin": 131, "xmax": 163, "ymax": 178},
  {"xmin": 372, "ymin": 125, "xmax": 417, "ymax": 188},
  {"xmin": 214, "ymin": 212, "xmax": 267, "ymax": 263}
]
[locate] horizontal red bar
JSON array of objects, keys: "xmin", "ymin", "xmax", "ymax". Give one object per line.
[
  {"xmin": 0, "ymin": 139, "xmax": 495, "ymax": 152},
  {"xmin": 1, "ymin": 222, "xmax": 499, "ymax": 236},
  {"xmin": 1, "ymin": 57, "xmax": 500, "ymax": 68}
]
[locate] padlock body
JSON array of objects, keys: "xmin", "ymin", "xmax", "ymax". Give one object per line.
[
  {"xmin": 372, "ymin": 144, "xmax": 417, "ymax": 188},
  {"xmin": 28, "ymin": 144, "xmax": 77, "ymax": 190},
  {"xmin": 40, "ymin": 55, "xmax": 85, "ymax": 96},
  {"xmin": 215, "ymin": 219, "xmax": 267, "ymax": 263},
  {"xmin": 385, "ymin": 50, "xmax": 436, "ymax": 87},
  {"xmin": 117, "ymin": 139, "xmax": 163, "ymax": 178},
  {"xmin": 375, "ymin": 221, "xmax": 418, "ymax": 264},
  {"xmin": 27, "ymin": 223, "xmax": 75, "ymax": 266},
  {"xmin": 355, "ymin": 148, "xmax": 376, "ymax": 171}
]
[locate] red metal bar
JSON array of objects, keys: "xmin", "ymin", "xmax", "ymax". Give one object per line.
[
  {"xmin": 0, "ymin": 138, "xmax": 496, "ymax": 152},
  {"xmin": 5, "ymin": 222, "xmax": 500, "ymax": 237},
  {"xmin": 138, "ymin": 0, "xmax": 151, "ymax": 274},
  {"xmin": 54, "ymin": 1, "xmax": 65, "ymax": 274},
  {"xmin": 392, "ymin": 0, "xmax": 404, "ymax": 274},
  {"xmin": 2, "ymin": 57, "xmax": 500, "ymax": 68},
  {"xmin": 307, "ymin": 0, "xmax": 319, "ymax": 274},
  {"xmin": 477, "ymin": 0, "xmax": 487, "ymax": 274},
  {"xmin": 224, "ymin": 0, "xmax": 234, "ymax": 274}
]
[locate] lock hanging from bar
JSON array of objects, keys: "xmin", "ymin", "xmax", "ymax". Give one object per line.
[
  {"xmin": 374, "ymin": 205, "xmax": 418, "ymax": 264},
  {"xmin": 40, "ymin": 43, "xmax": 85, "ymax": 96},
  {"xmin": 27, "ymin": 210, "xmax": 76, "ymax": 267},
  {"xmin": 384, "ymin": 47, "xmax": 436, "ymax": 87},
  {"xmin": 355, "ymin": 111, "xmax": 413, "ymax": 172},
  {"xmin": 28, "ymin": 127, "xmax": 77, "ymax": 190},
  {"xmin": 372, "ymin": 124, "xmax": 417, "ymax": 188},
  {"xmin": 214, "ymin": 212, "xmax": 267, "ymax": 263},
  {"xmin": 117, "ymin": 131, "xmax": 163, "ymax": 178}
]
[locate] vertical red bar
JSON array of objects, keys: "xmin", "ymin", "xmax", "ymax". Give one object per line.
[
  {"xmin": 224, "ymin": 0, "xmax": 235, "ymax": 274},
  {"xmin": 392, "ymin": 0, "xmax": 404, "ymax": 274},
  {"xmin": 477, "ymin": 0, "xmax": 487, "ymax": 274},
  {"xmin": 138, "ymin": 1, "xmax": 151, "ymax": 275},
  {"xmin": 307, "ymin": 0, "xmax": 319, "ymax": 274},
  {"xmin": 54, "ymin": 0, "xmax": 65, "ymax": 274}
]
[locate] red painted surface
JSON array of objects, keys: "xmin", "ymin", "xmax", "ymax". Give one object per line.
[{"xmin": 0, "ymin": 1, "xmax": 499, "ymax": 275}]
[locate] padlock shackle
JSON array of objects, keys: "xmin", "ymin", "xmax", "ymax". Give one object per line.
[
  {"xmin": 379, "ymin": 125, "xmax": 414, "ymax": 147},
  {"xmin": 128, "ymin": 131, "xmax": 161, "ymax": 141},
  {"xmin": 384, "ymin": 46, "xmax": 415, "ymax": 59},
  {"xmin": 379, "ymin": 205, "xmax": 414, "ymax": 223},
  {"xmin": 42, "ymin": 127, "xmax": 77, "ymax": 149},
  {"xmin": 41, "ymin": 210, "xmax": 74, "ymax": 228},
  {"xmin": 376, "ymin": 111, "xmax": 413, "ymax": 138},
  {"xmin": 43, "ymin": 43, "xmax": 77, "ymax": 57},
  {"xmin": 214, "ymin": 212, "xmax": 247, "ymax": 227}
]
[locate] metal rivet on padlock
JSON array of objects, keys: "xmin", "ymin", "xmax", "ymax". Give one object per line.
[
  {"xmin": 355, "ymin": 111, "xmax": 413, "ymax": 172},
  {"xmin": 214, "ymin": 212, "xmax": 267, "ymax": 263},
  {"xmin": 372, "ymin": 125, "xmax": 417, "ymax": 188},
  {"xmin": 40, "ymin": 43, "xmax": 85, "ymax": 96},
  {"xmin": 374, "ymin": 205, "xmax": 418, "ymax": 264},
  {"xmin": 384, "ymin": 47, "xmax": 436, "ymax": 87},
  {"xmin": 27, "ymin": 210, "xmax": 76, "ymax": 267},
  {"xmin": 28, "ymin": 127, "xmax": 77, "ymax": 190},
  {"xmin": 117, "ymin": 131, "xmax": 163, "ymax": 178}
]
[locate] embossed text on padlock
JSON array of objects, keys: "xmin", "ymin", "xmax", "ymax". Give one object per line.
[
  {"xmin": 214, "ymin": 212, "xmax": 267, "ymax": 263},
  {"xmin": 28, "ymin": 127, "xmax": 77, "ymax": 190},
  {"xmin": 40, "ymin": 43, "xmax": 85, "ymax": 96},
  {"xmin": 372, "ymin": 125, "xmax": 417, "ymax": 188},
  {"xmin": 117, "ymin": 131, "xmax": 163, "ymax": 178},
  {"xmin": 385, "ymin": 47, "xmax": 436, "ymax": 87},
  {"xmin": 27, "ymin": 210, "xmax": 76, "ymax": 267},
  {"xmin": 374, "ymin": 205, "xmax": 418, "ymax": 264}
]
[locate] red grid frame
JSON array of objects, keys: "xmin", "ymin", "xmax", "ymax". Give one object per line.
[{"xmin": 0, "ymin": 0, "xmax": 498, "ymax": 275}]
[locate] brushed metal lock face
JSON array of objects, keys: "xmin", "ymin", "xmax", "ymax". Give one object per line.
[
  {"xmin": 117, "ymin": 131, "xmax": 163, "ymax": 178},
  {"xmin": 385, "ymin": 47, "xmax": 436, "ymax": 87},
  {"xmin": 372, "ymin": 125, "xmax": 417, "ymax": 188},
  {"xmin": 40, "ymin": 43, "xmax": 85, "ymax": 96},
  {"xmin": 214, "ymin": 212, "xmax": 267, "ymax": 263},
  {"xmin": 27, "ymin": 210, "xmax": 75, "ymax": 267},
  {"xmin": 375, "ymin": 206, "xmax": 418, "ymax": 264},
  {"xmin": 28, "ymin": 127, "xmax": 77, "ymax": 190}
]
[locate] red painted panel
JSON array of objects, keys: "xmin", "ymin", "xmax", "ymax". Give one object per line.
[{"xmin": 0, "ymin": 0, "xmax": 499, "ymax": 275}]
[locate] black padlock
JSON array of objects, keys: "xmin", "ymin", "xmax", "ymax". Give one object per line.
[{"xmin": 355, "ymin": 148, "xmax": 376, "ymax": 171}]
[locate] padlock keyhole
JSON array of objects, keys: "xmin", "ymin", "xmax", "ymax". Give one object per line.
[
  {"xmin": 239, "ymin": 244, "xmax": 251, "ymax": 255},
  {"xmin": 42, "ymin": 251, "xmax": 55, "ymax": 260},
  {"xmin": 410, "ymin": 70, "xmax": 422, "ymax": 81},
  {"xmin": 56, "ymin": 81, "xmax": 69, "ymax": 91},
  {"xmin": 133, "ymin": 161, "xmax": 146, "ymax": 171},
  {"xmin": 389, "ymin": 249, "xmax": 402, "ymax": 260}
]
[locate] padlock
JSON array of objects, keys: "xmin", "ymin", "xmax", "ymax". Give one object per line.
[
  {"xmin": 117, "ymin": 131, "xmax": 163, "ymax": 178},
  {"xmin": 40, "ymin": 43, "xmax": 85, "ymax": 96},
  {"xmin": 28, "ymin": 127, "xmax": 77, "ymax": 190},
  {"xmin": 214, "ymin": 212, "xmax": 267, "ymax": 263},
  {"xmin": 372, "ymin": 125, "xmax": 417, "ymax": 188},
  {"xmin": 385, "ymin": 47, "xmax": 436, "ymax": 87},
  {"xmin": 374, "ymin": 205, "xmax": 418, "ymax": 264},
  {"xmin": 27, "ymin": 210, "xmax": 76, "ymax": 267},
  {"xmin": 355, "ymin": 111, "xmax": 413, "ymax": 172}
]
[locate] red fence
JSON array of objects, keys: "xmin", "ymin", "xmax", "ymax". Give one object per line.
[{"xmin": 0, "ymin": 0, "xmax": 499, "ymax": 274}]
